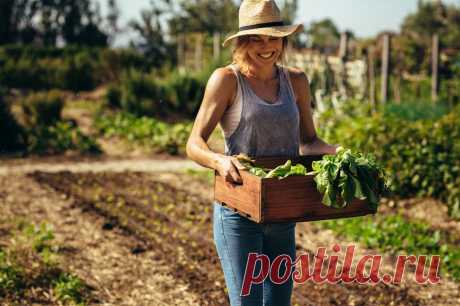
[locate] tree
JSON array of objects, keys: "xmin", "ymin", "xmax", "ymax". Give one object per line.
[
  {"xmin": 402, "ymin": 2, "xmax": 460, "ymax": 48},
  {"xmin": 307, "ymin": 18, "xmax": 340, "ymax": 53},
  {"xmin": 398, "ymin": 2, "xmax": 460, "ymax": 75},
  {"xmin": 129, "ymin": 4, "xmax": 173, "ymax": 68},
  {"xmin": 167, "ymin": 0, "xmax": 238, "ymax": 36},
  {"xmin": 0, "ymin": 0, "xmax": 109, "ymax": 47}
]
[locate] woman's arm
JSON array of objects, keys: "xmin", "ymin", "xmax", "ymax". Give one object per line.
[
  {"xmin": 186, "ymin": 67, "xmax": 245, "ymax": 183},
  {"xmin": 289, "ymin": 68, "xmax": 338, "ymax": 155}
]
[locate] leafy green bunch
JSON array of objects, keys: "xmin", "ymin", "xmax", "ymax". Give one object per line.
[
  {"xmin": 235, "ymin": 155, "xmax": 308, "ymax": 179},
  {"xmin": 309, "ymin": 147, "xmax": 389, "ymax": 209}
]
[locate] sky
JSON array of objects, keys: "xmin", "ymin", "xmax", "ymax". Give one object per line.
[{"xmin": 102, "ymin": 0, "xmax": 460, "ymax": 45}]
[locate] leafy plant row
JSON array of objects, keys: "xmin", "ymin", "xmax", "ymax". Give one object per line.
[
  {"xmin": 0, "ymin": 221, "xmax": 91, "ymax": 305},
  {"xmin": 0, "ymin": 45, "xmax": 151, "ymax": 91},
  {"xmin": 318, "ymin": 101, "xmax": 460, "ymax": 219},
  {"xmin": 319, "ymin": 215, "xmax": 460, "ymax": 282},
  {"xmin": 95, "ymin": 112, "xmax": 192, "ymax": 155},
  {"xmin": 1, "ymin": 89, "xmax": 100, "ymax": 155}
]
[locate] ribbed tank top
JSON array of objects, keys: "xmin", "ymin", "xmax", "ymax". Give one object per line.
[{"xmin": 219, "ymin": 64, "xmax": 300, "ymax": 157}]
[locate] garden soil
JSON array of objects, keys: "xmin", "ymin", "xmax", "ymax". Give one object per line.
[{"xmin": 0, "ymin": 157, "xmax": 459, "ymax": 306}]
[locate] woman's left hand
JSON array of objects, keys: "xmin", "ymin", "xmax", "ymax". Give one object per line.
[{"xmin": 300, "ymin": 137, "xmax": 339, "ymax": 156}]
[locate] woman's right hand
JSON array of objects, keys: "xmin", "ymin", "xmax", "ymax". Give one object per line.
[{"xmin": 215, "ymin": 155, "xmax": 245, "ymax": 184}]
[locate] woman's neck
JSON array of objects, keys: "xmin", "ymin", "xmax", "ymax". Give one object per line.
[{"xmin": 243, "ymin": 63, "xmax": 278, "ymax": 82}]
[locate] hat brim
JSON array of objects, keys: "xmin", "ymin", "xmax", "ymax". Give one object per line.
[{"xmin": 222, "ymin": 24, "xmax": 303, "ymax": 47}]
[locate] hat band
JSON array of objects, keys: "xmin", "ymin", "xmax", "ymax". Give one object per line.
[{"xmin": 239, "ymin": 21, "xmax": 285, "ymax": 31}]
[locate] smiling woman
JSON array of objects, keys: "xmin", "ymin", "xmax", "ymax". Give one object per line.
[{"xmin": 185, "ymin": 0, "xmax": 338, "ymax": 305}]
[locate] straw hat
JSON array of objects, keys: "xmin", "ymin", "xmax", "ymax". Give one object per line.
[{"xmin": 222, "ymin": 0, "xmax": 303, "ymax": 47}]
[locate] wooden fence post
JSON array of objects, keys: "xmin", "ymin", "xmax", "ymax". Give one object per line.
[
  {"xmin": 337, "ymin": 32, "xmax": 349, "ymax": 98},
  {"xmin": 194, "ymin": 33, "xmax": 203, "ymax": 71},
  {"xmin": 431, "ymin": 34, "xmax": 439, "ymax": 103},
  {"xmin": 381, "ymin": 34, "xmax": 391, "ymax": 104},
  {"xmin": 213, "ymin": 32, "xmax": 221, "ymax": 61},
  {"xmin": 339, "ymin": 32, "xmax": 349, "ymax": 60},
  {"xmin": 368, "ymin": 46, "xmax": 377, "ymax": 110}
]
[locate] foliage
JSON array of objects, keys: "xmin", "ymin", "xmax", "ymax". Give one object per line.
[
  {"xmin": 26, "ymin": 121, "xmax": 101, "ymax": 155},
  {"xmin": 402, "ymin": 2, "xmax": 460, "ymax": 49},
  {"xmin": 0, "ymin": 45, "xmax": 152, "ymax": 91},
  {"xmin": 20, "ymin": 90, "xmax": 64, "ymax": 127},
  {"xmin": 14, "ymin": 90, "xmax": 100, "ymax": 155},
  {"xmin": 0, "ymin": 221, "xmax": 90, "ymax": 304},
  {"xmin": 307, "ymin": 18, "xmax": 340, "ymax": 53},
  {"xmin": 0, "ymin": 0, "xmax": 110, "ymax": 46},
  {"xmin": 129, "ymin": 4, "xmax": 175, "ymax": 68},
  {"xmin": 394, "ymin": 2, "xmax": 460, "ymax": 79},
  {"xmin": 53, "ymin": 273, "xmax": 86, "ymax": 305},
  {"xmin": 105, "ymin": 84, "xmax": 122, "ymax": 108},
  {"xmin": 0, "ymin": 251, "xmax": 24, "ymax": 299},
  {"xmin": 116, "ymin": 67, "xmax": 207, "ymax": 118},
  {"xmin": 383, "ymin": 101, "xmax": 449, "ymax": 121},
  {"xmin": 184, "ymin": 168, "xmax": 215, "ymax": 185},
  {"xmin": 0, "ymin": 88, "xmax": 25, "ymax": 152},
  {"xmin": 317, "ymin": 101, "xmax": 460, "ymax": 219},
  {"xmin": 309, "ymin": 147, "xmax": 389, "ymax": 209},
  {"xmin": 95, "ymin": 112, "xmax": 192, "ymax": 155},
  {"xmin": 166, "ymin": 0, "xmax": 238, "ymax": 36},
  {"xmin": 320, "ymin": 214, "xmax": 460, "ymax": 281}
]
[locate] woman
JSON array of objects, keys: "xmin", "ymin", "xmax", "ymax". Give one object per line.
[{"xmin": 186, "ymin": 1, "xmax": 337, "ymax": 305}]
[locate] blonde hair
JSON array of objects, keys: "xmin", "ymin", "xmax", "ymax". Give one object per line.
[{"xmin": 231, "ymin": 36, "xmax": 288, "ymax": 75}]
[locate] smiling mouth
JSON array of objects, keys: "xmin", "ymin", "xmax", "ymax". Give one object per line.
[{"xmin": 258, "ymin": 52, "xmax": 276, "ymax": 59}]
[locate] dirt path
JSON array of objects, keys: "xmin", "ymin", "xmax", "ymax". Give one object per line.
[{"xmin": 0, "ymin": 158, "xmax": 203, "ymax": 176}]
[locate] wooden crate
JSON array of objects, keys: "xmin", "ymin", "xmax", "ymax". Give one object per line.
[{"xmin": 214, "ymin": 155, "xmax": 377, "ymax": 223}]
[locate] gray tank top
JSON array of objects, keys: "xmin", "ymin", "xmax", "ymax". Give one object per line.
[{"xmin": 225, "ymin": 64, "xmax": 300, "ymax": 157}]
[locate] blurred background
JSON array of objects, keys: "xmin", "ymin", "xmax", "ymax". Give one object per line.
[{"xmin": 0, "ymin": 1, "xmax": 459, "ymax": 305}]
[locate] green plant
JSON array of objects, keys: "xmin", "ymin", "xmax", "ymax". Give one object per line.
[
  {"xmin": 0, "ymin": 251, "xmax": 24, "ymax": 298},
  {"xmin": 0, "ymin": 88, "xmax": 25, "ymax": 152},
  {"xmin": 383, "ymin": 101, "xmax": 449, "ymax": 121},
  {"xmin": 21, "ymin": 90, "xmax": 64, "ymax": 127},
  {"xmin": 320, "ymin": 214, "xmax": 460, "ymax": 281},
  {"xmin": 105, "ymin": 84, "xmax": 122, "ymax": 108},
  {"xmin": 317, "ymin": 103, "xmax": 460, "ymax": 219},
  {"xmin": 0, "ymin": 45, "xmax": 154, "ymax": 91},
  {"xmin": 53, "ymin": 273, "xmax": 87, "ymax": 305},
  {"xmin": 308, "ymin": 147, "xmax": 389, "ymax": 208},
  {"xmin": 95, "ymin": 112, "xmax": 192, "ymax": 155},
  {"xmin": 27, "ymin": 121, "xmax": 101, "ymax": 155}
]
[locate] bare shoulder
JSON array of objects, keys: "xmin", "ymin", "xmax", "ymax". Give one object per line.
[
  {"xmin": 207, "ymin": 66, "xmax": 237, "ymax": 91},
  {"xmin": 205, "ymin": 66, "xmax": 237, "ymax": 106},
  {"xmin": 284, "ymin": 66, "xmax": 309, "ymax": 102},
  {"xmin": 285, "ymin": 66, "xmax": 309, "ymax": 85}
]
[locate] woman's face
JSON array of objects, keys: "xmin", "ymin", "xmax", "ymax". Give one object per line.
[{"xmin": 245, "ymin": 35, "xmax": 283, "ymax": 66}]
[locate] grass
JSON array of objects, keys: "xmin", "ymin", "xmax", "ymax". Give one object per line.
[
  {"xmin": 318, "ymin": 214, "xmax": 460, "ymax": 281},
  {"xmin": 183, "ymin": 168, "xmax": 215, "ymax": 185}
]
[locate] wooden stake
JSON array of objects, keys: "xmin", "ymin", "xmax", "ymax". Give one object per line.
[
  {"xmin": 431, "ymin": 34, "xmax": 439, "ymax": 103},
  {"xmin": 213, "ymin": 32, "xmax": 221, "ymax": 61},
  {"xmin": 368, "ymin": 46, "xmax": 376, "ymax": 110},
  {"xmin": 339, "ymin": 32, "xmax": 349, "ymax": 60},
  {"xmin": 195, "ymin": 33, "xmax": 203, "ymax": 71},
  {"xmin": 381, "ymin": 34, "xmax": 391, "ymax": 104}
]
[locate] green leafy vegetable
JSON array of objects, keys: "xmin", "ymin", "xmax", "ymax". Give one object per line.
[{"xmin": 308, "ymin": 147, "xmax": 389, "ymax": 208}]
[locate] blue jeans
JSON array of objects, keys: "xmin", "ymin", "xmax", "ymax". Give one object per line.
[{"xmin": 213, "ymin": 202, "xmax": 296, "ymax": 306}]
